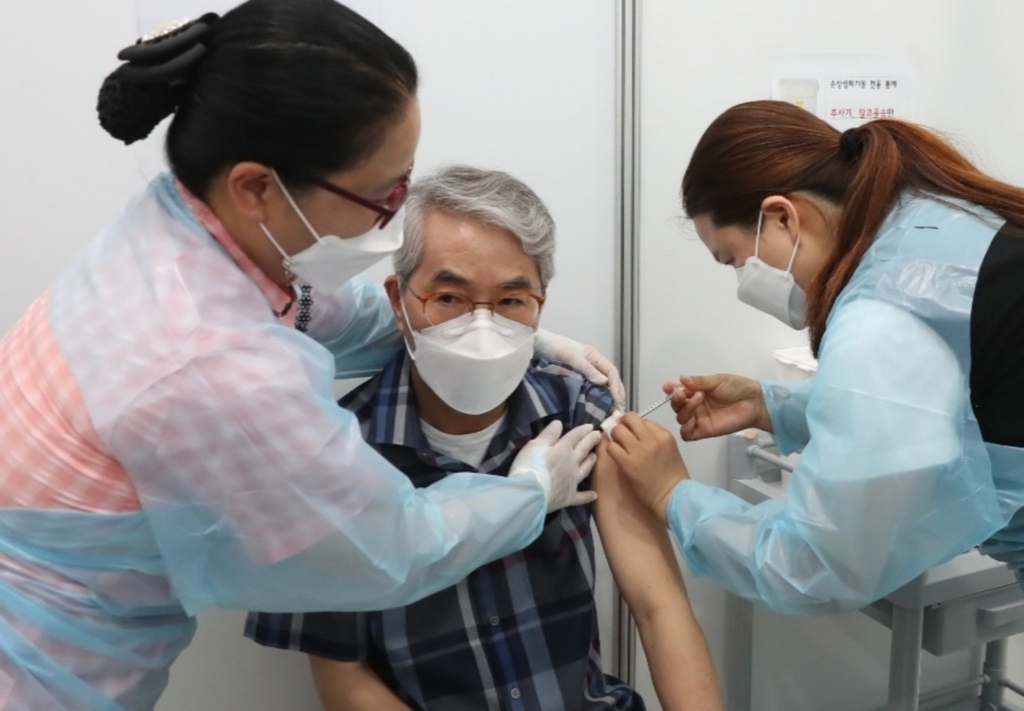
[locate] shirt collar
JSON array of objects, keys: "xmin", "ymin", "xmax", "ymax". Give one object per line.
[
  {"xmin": 359, "ymin": 350, "xmax": 569, "ymax": 456},
  {"xmin": 174, "ymin": 179, "xmax": 297, "ymax": 326}
]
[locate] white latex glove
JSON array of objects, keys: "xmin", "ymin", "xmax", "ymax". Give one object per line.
[
  {"xmin": 509, "ymin": 421, "xmax": 603, "ymax": 512},
  {"xmin": 534, "ymin": 329, "xmax": 627, "ymax": 411}
]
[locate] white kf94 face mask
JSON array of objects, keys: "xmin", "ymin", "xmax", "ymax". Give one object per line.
[
  {"xmin": 735, "ymin": 211, "xmax": 808, "ymax": 329},
  {"xmin": 401, "ymin": 301, "xmax": 536, "ymax": 416},
  {"xmin": 259, "ymin": 171, "xmax": 404, "ymax": 293}
]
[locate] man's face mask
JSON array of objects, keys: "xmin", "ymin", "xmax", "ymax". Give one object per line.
[
  {"xmin": 400, "ymin": 297, "xmax": 536, "ymax": 415},
  {"xmin": 735, "ymin": 211, "xmax": 808, "ymax": 329}
]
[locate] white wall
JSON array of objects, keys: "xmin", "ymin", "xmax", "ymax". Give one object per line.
[
  {"xmin": 1, "ymin": 1, "xmax": 158, "ymax": 329},
  {"xmin": 636, "ymin": 0, "xmax": 1024, "ymax": 708}
]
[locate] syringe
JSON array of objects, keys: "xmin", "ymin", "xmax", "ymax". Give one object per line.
[{"xmin": 637, "ymin": 392, "xmax": 674, "ymax": 418}]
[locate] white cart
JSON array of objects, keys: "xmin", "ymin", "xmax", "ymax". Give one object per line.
[{"xmin": 723, "ymin": 431, "xmax": 1024, "ymax": 711}]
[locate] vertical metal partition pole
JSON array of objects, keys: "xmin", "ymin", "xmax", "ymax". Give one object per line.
[
  {"xmin": 724, "ymin": 594, "xmax": 754, "ymax": 711},
  {"xmin": 980, "ymin": 638, "xmax": 1008, "ymax": 709},
  {"xmin": 613, "ymin": 0, "xmax": 642, "ymax": 686},
  {"xmin": 887, "ymin": 604, "xmax": 924, "ymax": 711}
]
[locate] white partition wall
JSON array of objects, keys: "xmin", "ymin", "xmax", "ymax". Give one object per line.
[{"xmin": 634, "ymin": 1, "xmax": 1024, "ymax": 709}]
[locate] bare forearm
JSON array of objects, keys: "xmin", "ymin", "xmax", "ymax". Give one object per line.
[
  {"xmin": 308, "ymin": 656, "xmax": 412, "ymax": 711},
  {"xmin": 592, "ymin": 446, "xmax": 721, "ymax": 709},
  {"xmin": 609, "ymin": 539, "xmax": 723, "ymax": 709},
  {"xmin": 635, "ymin": 602, "xmax": 722, "ymax": 711},
  {"xmin": 594, "ymin": 476, "xmax": 686, "ymax": 619}
]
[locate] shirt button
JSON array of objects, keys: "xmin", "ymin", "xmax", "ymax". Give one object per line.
[
  {"xmin": 489, "ymin": 615, "xmax": 500, "ymax": 626},
  {"xmin": 510, "ymin": 688, "xmax": 521, "ymax": 700}
]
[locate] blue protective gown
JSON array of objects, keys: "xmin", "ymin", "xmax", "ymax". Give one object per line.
[
  {"xmin": 668, "ymin": 193, "xmax": 1024, "ymax": 615},
  {"xmin": 0, "ymin": 174, "xmax": 547, "ymax": 709}
]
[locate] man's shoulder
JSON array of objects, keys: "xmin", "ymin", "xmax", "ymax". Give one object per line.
[
  {"xmin": 337, "ymin": 352, "xmax": 406, "ymax": 423},
  {"xmin": 337, "ymin": 376, "xmax": 380, "ymax": 413},
  {"xmin": 525, "ymin": 358, "xmax": 616, "ymax": 426}
]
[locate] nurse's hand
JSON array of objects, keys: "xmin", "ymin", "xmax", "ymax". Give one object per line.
[
  {"xmin": 662, "ymin": 374, "xmax": 771, "ymax": 441},
  {"xmin": 534, "ymin": 329, "xmax": 627, "ymax": 410},
  {"xmin": 510, "ymin": 421, "xmax": 603, "ymax": 512},
  {"xmin": 606, "ymin": 413, "xmax": 689, "ymax": 524}
]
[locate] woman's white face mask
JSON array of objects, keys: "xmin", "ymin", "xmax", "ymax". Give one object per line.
[
  {"xmin": 259, "ymin": 171, "xmax": 404, "ymax": 293},
  {"xmin": 400, "ymin": 298, "xmax": 535, "ymax": 415},
  {"xmin": 735, "ymin": 211, "xmax": 808, "ymax": 329}
]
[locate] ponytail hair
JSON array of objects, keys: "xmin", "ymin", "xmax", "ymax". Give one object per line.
[{"xmin": 682, "ymin": 100, "xmax": 1024, "ymax": 355}]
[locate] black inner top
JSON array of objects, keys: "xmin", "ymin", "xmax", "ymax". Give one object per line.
[{"xmin": 970, "ymin": 222, "xmax": 1024, "ymax": 447}]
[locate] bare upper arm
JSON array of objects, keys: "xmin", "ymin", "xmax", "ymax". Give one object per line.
[{"xmin": 592, "ymin": 441, "xmax": 690, "ymax": 622}]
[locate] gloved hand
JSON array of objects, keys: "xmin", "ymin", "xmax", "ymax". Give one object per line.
[
  {"xmin": 534, "ymin": 329, "xmax": 627, "ymax": 411},
  {"xmin": 510, "ymin": 421, "xmax": 603, "ymax": 512}
]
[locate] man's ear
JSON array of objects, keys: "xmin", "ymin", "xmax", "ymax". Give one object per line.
[{"xmin": 384, "ymin": 275, "xmax": 410, "ymax": 340}]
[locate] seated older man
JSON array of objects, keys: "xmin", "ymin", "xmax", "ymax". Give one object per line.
[{"xmin": 245, "ymin": 165, "xmax": 720, "ymax": 711}]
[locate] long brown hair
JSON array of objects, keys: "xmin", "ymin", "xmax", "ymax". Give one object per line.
[{"xmin": 682, "ymin": 100, "xmax": 1024, "ymax": 355}]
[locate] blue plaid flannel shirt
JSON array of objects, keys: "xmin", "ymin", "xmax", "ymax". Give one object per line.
[{"xmin": 245, "ymin": 351, "xmax": 643, "ymax": 711}]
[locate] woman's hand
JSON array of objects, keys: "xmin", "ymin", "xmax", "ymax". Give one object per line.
[
  {"xmin": 533, "ymin": 329, "xmax": 626, "ymax": 410},
  {"xmin": 606, "ymin": 413, "xmax": 689, "ymax": 523},
  {"xmin": 593, "ymin": 439, "xmax": 663, "ymax": 540},
  {"xmin": 662, "ymin": 374, "xmax": 771, "ymax": 441}
]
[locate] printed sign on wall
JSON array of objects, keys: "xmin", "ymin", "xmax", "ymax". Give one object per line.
[{"xmin": 771, "ymin": 53, "xmax": 916, "ymax": 128}]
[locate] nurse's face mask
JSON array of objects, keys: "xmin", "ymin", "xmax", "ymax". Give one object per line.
[
  {"xmin": 398, "ymin": 283, "xmax": 542, "ymax": 415},
  {"xmin": 735, "ymin": 211, "xmax": 808, "ymax": 329},
  {"xmin": 259, "ymin": 170, "xmax": 408, "ymax": 293}
]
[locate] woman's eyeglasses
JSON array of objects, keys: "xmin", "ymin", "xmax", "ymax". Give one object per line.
[{"xmin": 311, "ymin": 165, "xmax": 413, "ymax": 229}]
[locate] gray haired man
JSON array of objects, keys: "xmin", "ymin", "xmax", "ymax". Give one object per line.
[{"xmin": 248, "ymin": 166, "xmax": 647, "ymax": 710}]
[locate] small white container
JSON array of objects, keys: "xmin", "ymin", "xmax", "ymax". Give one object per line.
[{"xmin": 770, "ymin": 345, "xmax": 818, "ymax": 382}]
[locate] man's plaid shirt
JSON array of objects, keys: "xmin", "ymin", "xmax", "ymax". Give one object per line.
[{"xmin": 246, "ymin": 351, "xmax": 643, "ymax": 711}]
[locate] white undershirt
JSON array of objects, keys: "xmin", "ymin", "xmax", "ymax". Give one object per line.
[{"xmin": 419, "ymin": 415, "xmax": 507, "ymax": 470}]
